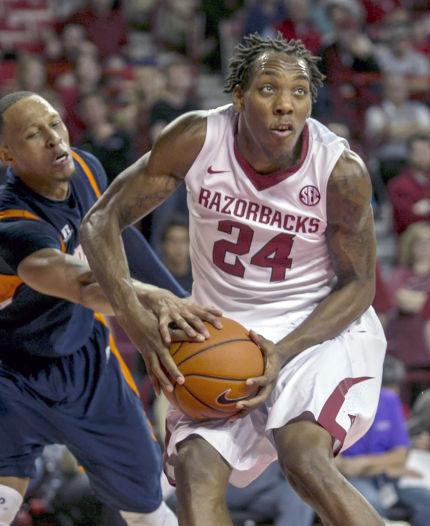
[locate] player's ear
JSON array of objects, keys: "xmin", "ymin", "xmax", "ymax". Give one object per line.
[
  {"xmin": 0, "ymin": 144, "xmax": 14, "ymax": 166},
  {"xmin": 232, "ymin": 85, "xmax": 244, "ymax": 112}
]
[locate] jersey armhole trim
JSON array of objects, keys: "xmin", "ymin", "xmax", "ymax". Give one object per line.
[{"xmin": 71, "ymin": 150, "xmax": 102, "ymax": 199}]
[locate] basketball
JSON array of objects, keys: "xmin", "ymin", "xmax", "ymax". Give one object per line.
[{"xmin": 167, "ymin": 317, "xmax": 264, "ymax": 420}]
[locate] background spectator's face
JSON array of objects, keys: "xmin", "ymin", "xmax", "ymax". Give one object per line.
[
  {"xmin": 62, "ymin": 25, "xmax": 86, "ymax": 57},
  {"xmin": 75, "ymin": 56, "xmax": 102, "ymax": 88},
  {"xmin": 409, "ymin": 139, "xmax": 430, "ymax": 172},
  {"xmin": 166, "ymin": 63, "xmax": 193, "ymax": 95},
  {"xmin": 80, "ymin": 96, "xmax": 108, "ymax": 128},
  {"xmin": 166, "ymin": 0, "xmax": 197, "ymax": 17},
  {"xmin": 328, "ymin": 5, "xmax": 357, "ymax": 31},
  {"xmin": 388, "ymin": 27, "xmax": 412, "ymax": 55},
  {"xmin": 18, "ymin": 56, "xmax": 47, "ymax": 91},
  {"xmin": 412, "ymin": 229, "xmax": 430, "ymax": 264},
  {"xmin": 384, "ymin": 75, "xmax": 408, "ymax": 105},
  {"xmin": 285, "ymin": 0, "xmax": 310, "ymax": 23},
  {"xmin": 162, "ymin": 225, "xmax": 190, "ymax": 267},
  {"xmin": 135, "ymin": 66, "xmax": 166, "ymax": 100}
]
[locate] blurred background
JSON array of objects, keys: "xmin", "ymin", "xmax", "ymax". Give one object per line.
[{"xmin": 0, "ymin": 1, "xmax": 429, "ymax": 525}]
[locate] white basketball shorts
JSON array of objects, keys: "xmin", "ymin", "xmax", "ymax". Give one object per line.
[{"xmin": 165, "ymin": 307, "xmax": 386, "ymax": 487}]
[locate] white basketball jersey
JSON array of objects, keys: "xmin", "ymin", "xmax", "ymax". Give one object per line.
[{"xmin": 185, "ymin": 105, "xmax": 348, "ymax": 339}]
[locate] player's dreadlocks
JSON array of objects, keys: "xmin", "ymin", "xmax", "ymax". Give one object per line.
[{"xmin": 224, "ymin": 33, "xmax": 325, "ymax": 102}]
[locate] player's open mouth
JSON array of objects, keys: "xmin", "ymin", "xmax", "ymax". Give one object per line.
[
  {"xmin": 271, "ymin": 123, "xmax": 294, "ymax": 137},
  {"xmin": 53, "ymin": 151, "xmax": 70, "ymax": 165}
]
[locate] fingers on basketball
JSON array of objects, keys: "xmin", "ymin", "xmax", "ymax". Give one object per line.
[{"xmin": 167, "ymin": 317, "xmax": 264, "ymax": 420}]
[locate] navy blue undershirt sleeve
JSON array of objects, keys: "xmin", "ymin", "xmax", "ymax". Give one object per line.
[{"xmin": 122, "ymin": 226, "xmax": 188, "ymax": 298}]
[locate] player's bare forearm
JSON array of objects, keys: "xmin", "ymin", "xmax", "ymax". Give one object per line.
[
  {"xmin": 17, "ymin": 248, "xmax": 117, "ymax": 314},
  {"xmin": 277, "ymin": 150, "xmax": 376, "ymax": 361}
]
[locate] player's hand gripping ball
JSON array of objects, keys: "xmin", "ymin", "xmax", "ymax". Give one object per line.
[{"xmin": 167, "ymin": 317, "xmax": 264, "ymax": 420}]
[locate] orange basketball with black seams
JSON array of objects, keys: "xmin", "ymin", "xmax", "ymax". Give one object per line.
[{"xmin": 167, "ymin": 317, "xmax": 264, "ymax": 420}]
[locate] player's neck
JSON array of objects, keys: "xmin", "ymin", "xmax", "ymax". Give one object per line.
[
  {"xmin": 18, "ymin": 174, "xmax": 70, "ymax": 201},
  {"xmin": 236, "ymin": 128, "xmax": 303, "ymax": 175}
]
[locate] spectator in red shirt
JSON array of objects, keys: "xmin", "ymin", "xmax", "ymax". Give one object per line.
[
  {"xmin": 388, "ymin": 134, "xmax": 430, "ymax": 235},
  {"xmin": 66, "ymin": 0, "xmax": 127, "ymax": 60},
  {"xmin": 373, "ymin": 260, "xmax": 394, "ymax": 328},
  {"xmin": 385, "ymin": 222, "xmax": 430, "ymax": 368},
  {"xmin": 275, "ymin": 0, "xmax": 322, "ymax": 54}
]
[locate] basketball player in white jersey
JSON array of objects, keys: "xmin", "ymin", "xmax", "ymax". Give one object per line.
[{"xmin": 81, "ymin": 34, "xmax": 386, "ymax": 526}]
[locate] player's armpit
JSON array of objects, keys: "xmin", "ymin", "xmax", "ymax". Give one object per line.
[{"xmin": 326, "ymin": 149, "xmax": 376, "ymax": 297}]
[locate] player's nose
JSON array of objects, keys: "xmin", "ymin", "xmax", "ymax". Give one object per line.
[
  {"xmin": 273, "ymin": 91, "xmax": 293, "ymax": 114},
  {"xmin": 46, "ymin": 129, "xmax": 62, "ymax": 148}
]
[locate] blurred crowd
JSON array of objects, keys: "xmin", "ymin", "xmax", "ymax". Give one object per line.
[{"xmin": 1, "ymin": 0, "xmax": 430, "ymax": 525}]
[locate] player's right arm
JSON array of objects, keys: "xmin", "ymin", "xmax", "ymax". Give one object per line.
[
  {"xmin": 17, "ymin": 248, "xmax": 119, "ymax": 315},
  {"xmin": 80, "ymin": 112, "xmax": 222, "ymax": 392}
]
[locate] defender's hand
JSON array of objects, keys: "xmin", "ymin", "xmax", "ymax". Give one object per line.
[
  {"xmin": 234, "ymin": 331, "xmax": 282, "ymax": 415},
  {"xmin": 139, "ymin": 289, "xmax": 223, "ymax": 344},
  {"xmin": 118, "ymin": 307, "xmax": 184, "ymax": 395}
]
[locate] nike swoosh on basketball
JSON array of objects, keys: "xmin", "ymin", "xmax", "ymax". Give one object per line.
[
  {"xmin": 216, "ymin": 389, "xmax": 250, "ymax": 405},
  {"xmin": 207, "ymin": 166, "xmax": 229, "ymax": 174}
]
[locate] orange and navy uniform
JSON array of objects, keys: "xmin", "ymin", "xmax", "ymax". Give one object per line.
[
  {"xmin": 0, "ymin": 148, "xmax": 163, "ymax": 513},
  {"xmin": 0, "ymin": 148, "xmax": 105, "ymax": 359}
]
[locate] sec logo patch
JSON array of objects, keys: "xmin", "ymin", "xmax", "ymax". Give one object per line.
[{"xmin": 299, "ymin": 185, "xmax": 320, "ymax": 206}]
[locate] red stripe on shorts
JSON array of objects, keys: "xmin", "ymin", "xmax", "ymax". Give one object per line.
[{"xmin": 318, "ymin": 376, "xmax": 372, "ymax": 451}]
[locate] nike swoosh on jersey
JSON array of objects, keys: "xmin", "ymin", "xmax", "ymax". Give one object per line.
[
  {"xmin": 216, "ymin": 389, "xmax": 251, "ymax": 405},
  {"xmin": 207, "ymin": 166, "xmax": 229, "ymax": 174}
]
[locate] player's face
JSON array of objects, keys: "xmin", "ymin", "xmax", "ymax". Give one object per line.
[
  {"xmin": 233, "ymin": 52, "xmax": 312, "ymax": 167},
  {"xmin": 0, "ymin": 95, "xmax": 75, "ymax": 187}
]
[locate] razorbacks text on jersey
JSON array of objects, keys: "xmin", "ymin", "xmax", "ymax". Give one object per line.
[
  {"xmin": 0, "ymin": 148, "xmax": 106, "ymax": 360},
  {"xmin": 185, "ymin": 105, "xmax": 349, "ymax": 339}
]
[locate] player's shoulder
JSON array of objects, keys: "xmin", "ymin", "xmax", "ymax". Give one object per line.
[
  {"xmin": 327, "ymin": 148, "xmax": 372, "ymax": 221},
  {"xmin": 330, "ymin": 148, "xmax": 370, "ymax": 186},
  {"xmin": 162, "ymin": 105, "xmax": 233, "ymax": 141},
  {"xmin": 306, "ymin": 118, "xmax": 348, "ymax": 148},
  {"xmin": 71, "ymin": 147, "xmax": 104, "ymax": 176},
  {"xmin": 71, "ymin": 147, "xmax": 108, "ymax": 193},
  {"xmin": 0, "ymin": 175, "xmax": 38, "ymax": 220}
]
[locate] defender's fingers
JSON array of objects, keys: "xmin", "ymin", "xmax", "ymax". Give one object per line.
[
  {"xmin": 158, "ymin": 347, "xmax": 185, "ymax": 385},
  {"xmin": 148, "ymin": 373, "xmax": 161, "ymax": 396},
  {"xmin": 171, "ymin": 312, "xmax": 198, "ymax": 338},
  {"xmin": 195, "ymin": 308, "xmax": 223, "ymax": 329},
  {"xmin": 159, "ymin": 320, "xmax": 173, "ymax": 345},
  {"xmin": 170, "ymin": 329, "xmax": 205, "ymax": 342},
  {"xmin": 147, "ymin": 354, "xmax": 173, "ymax": 393},
  {"xmin": 181, "ymin": 313, "xmax": 210, "ymax": 338}
]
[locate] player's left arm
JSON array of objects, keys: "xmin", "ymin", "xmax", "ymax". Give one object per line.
[
  {"xmin": 239, "ymin": 150, "xmax": 377, "ymax": 410},
  {"xmin": 279, "ymin": 148, "xmax": 376, "ymax": 353}
]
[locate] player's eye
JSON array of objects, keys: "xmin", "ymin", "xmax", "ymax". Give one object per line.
[
  {"xmin": 26, "ymin": 130, "xmax": 39, "ymax": 139},
  {"xmin": 260, "ymin": 85, "xmax": 275, "ymax": 94},
  {"xmin": 51, "ymin": 121, "xmax": 61, "ymax": 127},
  {"xmin": 293, "ymin": 87, "xmax": 307, "ymax": 96}
]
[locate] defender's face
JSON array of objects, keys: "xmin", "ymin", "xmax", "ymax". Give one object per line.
[
  {"xmin": 233, "ymin": 52, "xmax": 312, "ymax": 161},
  {"xmin": 0, "ymin": 95, "xmax": 75, "ymax": 185}
]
